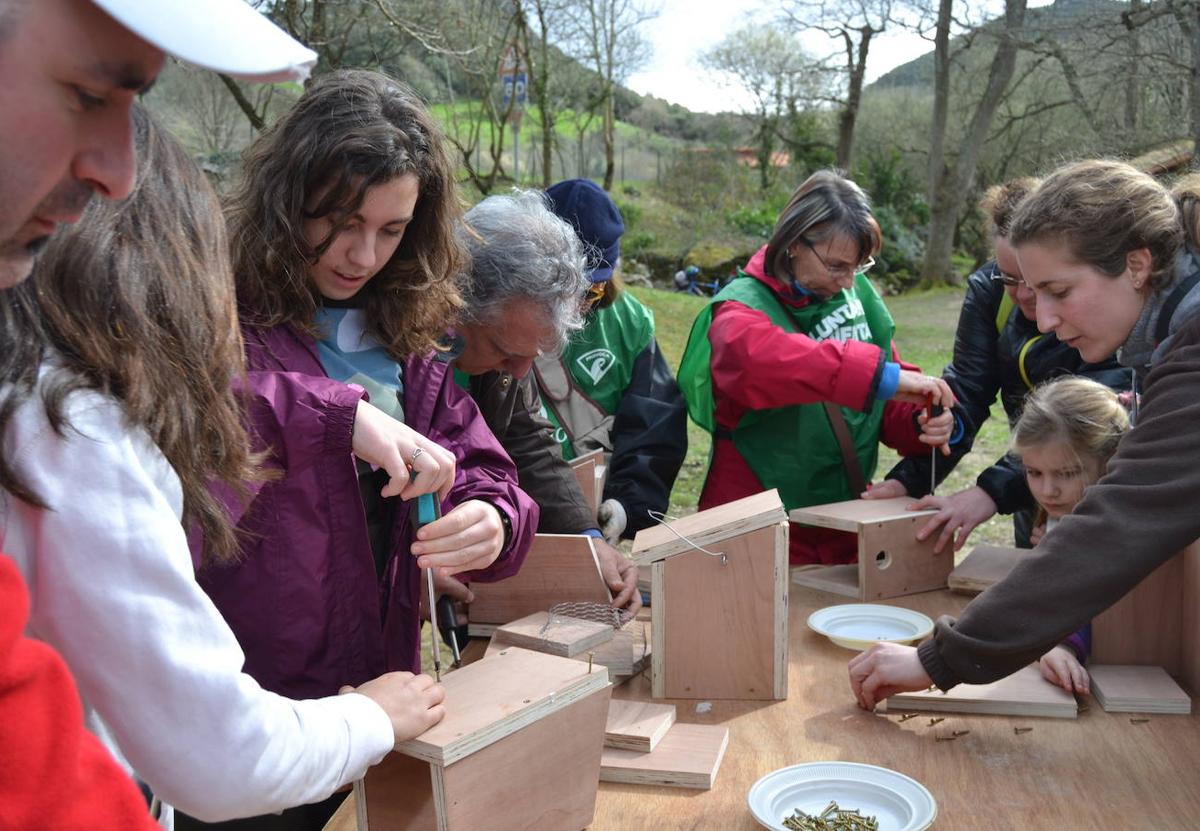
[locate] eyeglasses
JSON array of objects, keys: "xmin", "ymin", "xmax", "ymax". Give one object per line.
[
  {"xmin": 802, "ymin": 239, "xmax": 874, "ymax": 278},
  {"xmin": 990, "ymin": 271, "xmax": 1027, "ymax": 288}
]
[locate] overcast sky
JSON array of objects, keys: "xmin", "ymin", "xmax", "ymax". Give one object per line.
[{"xmin": 625, "ymin": 0, "xmax": 1053, "ymax": 114}]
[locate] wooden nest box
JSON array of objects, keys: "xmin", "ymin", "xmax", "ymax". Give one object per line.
[
  {"xmin": 631, "ymin": 489, "xmax": 789, "ymax": 701},
  {"xmin": 355, "ymin": 647, "xmax": 611, "ymax": 831},
  {"xmin": 789, "ymin": 497, "xmax": 951, "ymax": 601}
]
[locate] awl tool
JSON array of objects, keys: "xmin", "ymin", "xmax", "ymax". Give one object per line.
[
  {"xmin": 926, "ymin": 393, "xmax": 945, "ymax": 495},
  {"xmin": 414, "ymin": 492, "xmax": 443, "ymax": 681}
]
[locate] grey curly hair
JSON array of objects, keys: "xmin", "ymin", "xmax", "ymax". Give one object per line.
[{"xmin": 458, "ymin": 189, "xmax": 589, "ymax": 353}]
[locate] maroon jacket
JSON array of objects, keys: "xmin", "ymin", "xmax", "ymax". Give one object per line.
[{"xmin": 198, "ymin": 323, "xmax": 536, "ymax": 699}]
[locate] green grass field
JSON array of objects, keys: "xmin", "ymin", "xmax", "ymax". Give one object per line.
[{"xmin": 628, "ymin": 283, "xmax": 1016, "ymax": 550}]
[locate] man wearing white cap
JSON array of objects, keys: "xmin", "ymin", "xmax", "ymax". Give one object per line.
[
  {"xmin": 0, "ymin": 0, "xmax": 316, "ymax": 288},
  {"xmin": 0, "ymin": 2, "xmax": 312, "ymax": 829}
]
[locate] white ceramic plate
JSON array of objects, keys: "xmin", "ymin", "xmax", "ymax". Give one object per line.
[
  {"xmin": 748, "ymin": 761, "xmax": 937, "ymax": 831},
  {"xmin": 806, "ymin": 604, "xmax": 934, "ymax": 651}
]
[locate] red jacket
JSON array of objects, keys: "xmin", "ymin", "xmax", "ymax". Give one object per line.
[
  {"xmin": 0, "ymin": 555, "xmax": 158, "ymax": 831},
  {"xmin": 698, "ymin": 247, "xmax": 929, "ymax": 565}
]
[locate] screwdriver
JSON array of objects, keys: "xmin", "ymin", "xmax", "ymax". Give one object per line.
[
  {"xmin": 414, "ymin": 492, "xmax": 443, "ymax": 681},
  {"xmin": 926, "ymin": 393, "xmax": 945, "ymax": 495}
]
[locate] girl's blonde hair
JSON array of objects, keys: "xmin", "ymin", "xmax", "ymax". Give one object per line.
[
  {"xmin": 1009, "ymin": 159, "xmax": 1182, "ymax": 292},
  {"xmin": 1012, "ymin": 377, "xmax": 1129, "ymax": 471}
]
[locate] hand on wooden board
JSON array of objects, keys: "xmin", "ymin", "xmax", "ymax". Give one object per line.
[
  {"xmin": 860, "ymin": 479, "xmax": 908, "ymax": 500},
  {"xmin": 412, "ymin": 500, "xmax": 505, "ymax": 578},
  {"xmin": 910, "ymin": 485, "xmax": 999, "ymax": 553},
  {"xmin": 594, "ymin": 538, "xmax": 642, "ymax": 616},
  {"xmin": 341, "ymin": 671, "xmax": 446, "ymax": 746},
  {"xmin": 848, "ymin": 642, "xmax": 933, "ymax": 710},
  {"xmin": 1039, "ymin": 646, "xmax": 1089, "ymax": 694}
]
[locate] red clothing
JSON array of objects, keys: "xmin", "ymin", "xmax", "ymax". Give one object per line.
[
  {"xmin": 0, "ymin": 554, "xmax": 158, "ymax": 831},
  {"xmin": 698, "ymin": 247, "xmax": 929, "ymax": 565}
]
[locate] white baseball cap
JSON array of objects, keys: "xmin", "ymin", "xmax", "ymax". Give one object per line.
[{"xmin": 90, "ymin": 0, "xmax": 318, "ymax": 83}]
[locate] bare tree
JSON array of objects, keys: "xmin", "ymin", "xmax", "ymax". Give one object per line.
[
  {"xmin": 702, "ymin": 25, "xmax": 829, "ymax": 190},
  {"xmin": 568, "ymin": 0, "xmax": 656, "ymax": 190},
  {"xmin": 783, "ymin": 0, "xmax": 895, "ymax": 169},
  {"xmin": 922, "ymin": 0, "xmax": 1027, "ymax": 286}
]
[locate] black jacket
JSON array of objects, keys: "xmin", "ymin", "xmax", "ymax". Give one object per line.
[
  {"xmin": 467, "ymin": 370, "xmax": 597, "ymax": 535},
  {"xmin": 886, "ymin": 262, "xmax": 1132, "ymax": 513}
]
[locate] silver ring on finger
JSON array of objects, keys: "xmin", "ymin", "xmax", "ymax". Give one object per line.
[{"xmin": 410, "ymin": 447, "xmax": 425, "ymax": 466}]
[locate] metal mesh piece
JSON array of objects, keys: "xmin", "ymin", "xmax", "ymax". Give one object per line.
[{"xmin": 541, "ymin": 601, "xmax": 634, "ymax": 634}]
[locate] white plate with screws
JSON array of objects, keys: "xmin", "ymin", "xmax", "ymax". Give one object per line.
[
  {"xmin": 748, "ymin": 761, "xmax": 937, "ymax": 830},
  {"xmin": 806, "ymin": 604, "xmax": 934, "ymax": 651}
]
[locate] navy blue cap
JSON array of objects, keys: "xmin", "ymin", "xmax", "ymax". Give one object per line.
[{"xmin": 545, "ymin": 179, "xmax": 624, "ymax": 283}]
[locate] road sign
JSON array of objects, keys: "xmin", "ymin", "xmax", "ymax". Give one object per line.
[{"xmin": 502, "ymin": 72, "xmax": 527, "ymax": 107}]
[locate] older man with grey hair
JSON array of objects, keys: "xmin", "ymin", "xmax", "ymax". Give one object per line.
[{"xmin": 451, "ymin": 189, "xmax": 641, "ymax": 612}]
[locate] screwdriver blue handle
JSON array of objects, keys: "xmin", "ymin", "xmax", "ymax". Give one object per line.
[{"xmin": 416, "ymin": 492, "xmax": 438, "ymax": 527}]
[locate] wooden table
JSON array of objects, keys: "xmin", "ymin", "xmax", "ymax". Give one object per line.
[{"xmin": 326, "ymin": 583, "xmax": 1200, "ymax": 829}]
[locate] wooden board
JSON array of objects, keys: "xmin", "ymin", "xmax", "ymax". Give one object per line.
[
  {"xmin": 789, "ymin": 497, "xmax": 936, "ymax": 533},
  {"xmin": 395, "ymin": 647, "xmax": 610, "ymax": 766},
  {"xmin": 605, "ymin": 699, "xmax": 677, "ymax": 752},
  {"xmin": 652, "ymin": 522, "xmax": 788, "ymax": 700},
  {"xmin": 1093, "ymin": 553, "xmax": 1185, "ymax": 674},
  {"xmin": 468, "ymin": 534, "xmax": 612, "ymax": 626},
  {"xmin": 631, "ymin": 489, "xmax": 786, "ymax": 565},
  {"xmin": 599, "ymin": 723, "xmax": 729, "ymax": 789},
  {"xmin": 328, "ymin": 584, "xmax": 1200, "ymax": 831},
  {"xmin": 789, "ymin": 563, "xmax": 859, "ymax": 598},
  {"xmin": 879, "ymin": 665, "xmax": 1077, "ymax": 719},
  {"xmin": 355, "ymin": 753, "xmax": 436, "ymax": 831},
  {"xmin": 1088, "ymin": 665, "xmax": 1192, "ymax": 714},
  {"xmin": 948, "ymin": 544, "xmax": 1026, "ymax": 595},
  {"xmin": 493, "ymin": 610, "xmax": 615, "ymax": 658},
  {"xmin": 858, "ymin": 512, "xmax": 955, "ymax": 600},
  {"xmin": 487, "ymin": 620, "xmax": 651, "ymax": 681},
  {"xmin": 434, "ymin": 686, "xmax": 610, "ymax": 831},
  {"xmin": 569, "ymin": 448, "xmax": 605, "ymax": 514},
  {"xmin": 1184, "ymin": 541, "xmax": 1200, "ymax": 696}
]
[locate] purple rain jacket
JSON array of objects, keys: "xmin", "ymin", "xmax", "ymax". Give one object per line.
[{"xmin": 197, "ymin": 322, "xmax": 536, "ymax": 699}]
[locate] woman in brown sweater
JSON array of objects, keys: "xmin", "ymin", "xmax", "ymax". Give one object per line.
[{"xmin": 850, "ymin": 160, "xmax": 1200, "ymax": 706}]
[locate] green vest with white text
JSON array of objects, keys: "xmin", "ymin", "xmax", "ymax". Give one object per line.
[{"xmin": 677, "ymin": 273, "xmax": 894, "ymax": 510}]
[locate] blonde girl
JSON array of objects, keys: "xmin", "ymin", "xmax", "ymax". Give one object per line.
[{"xmin": 1011, "ymin": 377, "xmax": 1129, "ymax": 693}]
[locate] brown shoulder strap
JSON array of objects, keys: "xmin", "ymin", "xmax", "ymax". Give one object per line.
[{"xmin": 822, "ymin": 401, "xmax": 867, "ymax": 496}]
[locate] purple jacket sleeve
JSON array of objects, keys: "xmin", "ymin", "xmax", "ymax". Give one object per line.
[{"xmin": 408, "ymin": 357, "xmax": 537, "ymax": 583}]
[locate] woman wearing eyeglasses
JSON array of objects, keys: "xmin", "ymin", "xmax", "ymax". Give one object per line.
[
  {"xmin": 677, "ymin": 169, "xmax": 957, "ymax": 565},
  {"xmin": 863, "ymin": 178, "xmax": 1131, "ymax": 551}
]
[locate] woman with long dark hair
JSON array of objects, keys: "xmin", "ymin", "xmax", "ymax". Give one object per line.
[{"xmin": 0, "ymin": 106, "xmax": 445, "ymax": 827}]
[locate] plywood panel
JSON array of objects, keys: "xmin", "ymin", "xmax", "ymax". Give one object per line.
[
  {"xmin": 790, "ymin": 563, "xmax": 859, "ymax": 598},
  {"xmin": 858, "ymin": 515, "xmax": 954, "ymax": 600},
  {"xmin": 1092, "ymin": 554, "xmax": 1184, "ymax": 674},
  {"xmin": 437, "ymin": 686, "xmax": 610, "ymax": 831},
  {"xmin": 599, "ymin": 723, "xmax": 729, "ymax": 789},
  {"xmin": 356, "ymin": 752, "xmax": 436, "ymax": 831},
  {"xmin": 468, "ymin": 534, "xmax": 612, "ymax": 626},
  {"xmin": 948, "ymin": 544, "xmax": 1026, "ymax": 595},
  {"xmin": 1089, "ymin": 665, "xmax": 1191, "ymax": 714},
  {"xmin": 1181, "ymin": 541, "xmax": 1200, "ymax": 697},
  {"xmin": 569, "ymin": 449, "xmax": 604, "ymax": 514},
  {"xmin": 631, "ymin": 490, "xmax": 785, "ymax": 565},
  {"xmin": 396, "ymin": 647, "xmax": 609, "ymax": 766},
  {"xmin": 879, "ymin": 665, "xmax": 1077, "ymax": 718},
  {"xmin": 493, "ymin": 611, "xmax": 615, "ymax": 657},
  {"xmin": 605, "ymin": 699, "xmax": 677, "ymax": 752},
  {"xmin": 789, "ymin": 497, "xmax": 935, "ymax": 533},
  {"xmin": 655, "ymin": 524, "xmax": 786, "ymax": 700}
]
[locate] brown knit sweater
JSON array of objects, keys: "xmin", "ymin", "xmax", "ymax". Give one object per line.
[{"xmin": 919, "ymin": 314, "xmax": 1200, "ymax": 689}]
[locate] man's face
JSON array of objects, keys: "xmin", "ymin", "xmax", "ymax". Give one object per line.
[
  {"xmin": 455, "ymin": 300, "xmax": 555, "ymax": 379},
  {"xmin": 0, "ymin": 0, "xmax": 163, "ymax": 287}
]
